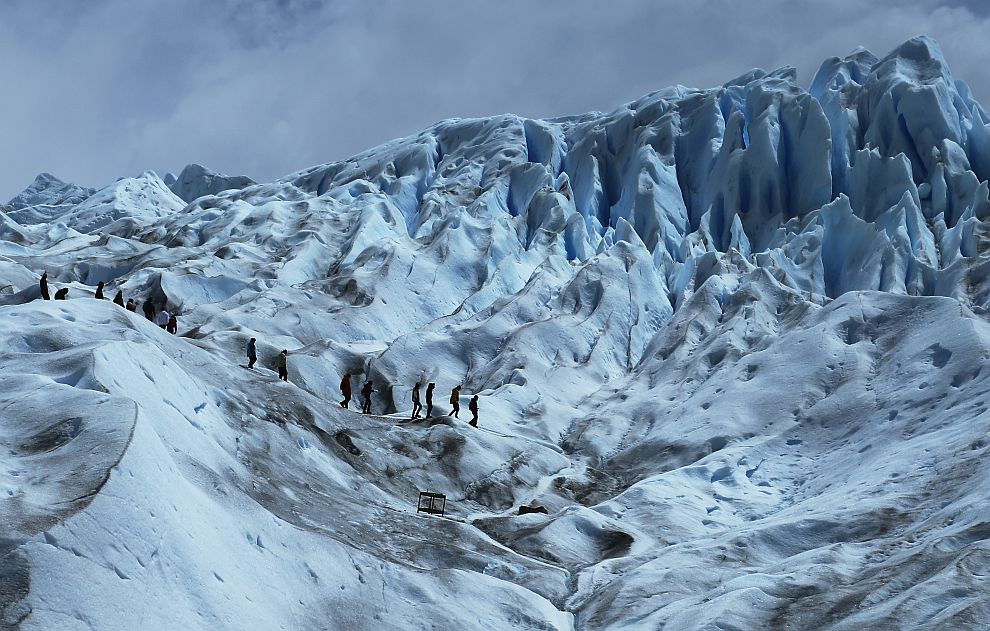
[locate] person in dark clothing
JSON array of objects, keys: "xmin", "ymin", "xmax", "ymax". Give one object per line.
[
  {"xmin": 361, "ymin": 380, "xmax": 374, "ymax": 414},
  {"xmin": 166, "ymin": 314, "xmax": 178, "ymax": 334},
  {"xmin": 411, "ymin": 382, "xmax": 423, "ymax": 419},
  {"xmin": 95, "ymin": 282, "xmax": 105, "ymax": 300},
  {"xmin": 340, "ymin": 373, "xmax": 352, "ymax": 408},
  {"xmin": 142, "ymin": 299, "xmax": 156, "ymax": 321},
  {"xmin": 247, "ymin": 338, "xmax": 257, "ymax": 369},
  {"xmin": 40, "ymin": 272, "xmax": 50, "ymax": 300},
  {"xmin": 54, "ymin": 288, "xmax": 68, "ymax": 300},
  {"xmin": 277, "ymin": 350, "xmax": 289, "ymax": 381},
  {"xmin": 425, "ymin": 383, "xmax": 435, "ymax": 417},
  {"xmin": 125, "ymin": 298, "xmax": 137, "ymax": 312},
  {"xmin": 469, "ymin": 394, "xmax": 479, "ymax": 427},
  {"xmin": 449, "ymin": 385, "xmax": 461, "ymax": 418},
  {"xmin": 113, "ymin": 291, "xmax": 125, "ymax": 307}
]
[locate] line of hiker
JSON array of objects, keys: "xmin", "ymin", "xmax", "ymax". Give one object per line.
[
  {"xmin": 338, "ymin": 372, "xmax": 479, "ymax": 426},
  {"xmin": 38, "ymin": 271, "xmax": 179, "ymax": 334},
  {"xmin": 39, "ymin": 269, "xmax": 482, "ymax": 427}
]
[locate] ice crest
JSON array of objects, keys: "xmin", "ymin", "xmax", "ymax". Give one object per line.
[{"xmin": 168, "ymin": 163, "xmax": 256, "ymax": 203}]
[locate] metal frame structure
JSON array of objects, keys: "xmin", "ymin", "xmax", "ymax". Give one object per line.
[{"xmin": 416, "ymin": 491, "xmax": 446, "ymax": 516}]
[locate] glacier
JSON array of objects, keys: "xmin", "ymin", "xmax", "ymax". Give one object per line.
[{"xmin": 1, "ymin": 36, "xmax": 990, "ymax": 630}]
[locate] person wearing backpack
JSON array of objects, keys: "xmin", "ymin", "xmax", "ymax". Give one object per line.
[
  {"xmin": 468, "ymin": 394, "xmax": 479, "ymax": 427},
  {"xmin": 361, "ymin": 380, "xmax": 374, "ymax": 414},
  {"xmin": 449, "ymin": 385, "xmax": 461, "ymax": 418},
  {"xmin": 425, "ymin": 383, "xmax": 435, "ymax": 417},
  {"xmin": 247, "ymin": 338, "xmax": 258, "ymax": 369},
  {"xmin": 340, "ymin": 373, "xmax": 352, "ymax": 408},
  {"xmin": 411, "ymin": 382, "xmax": 423, "ymax": 419}
]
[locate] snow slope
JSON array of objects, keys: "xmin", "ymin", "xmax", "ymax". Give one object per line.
[{"xmin": 2, "ymin": 36, "xmax": 990, "ymax": 630}]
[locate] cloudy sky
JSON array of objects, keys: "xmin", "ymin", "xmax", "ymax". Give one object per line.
[{"xmin": 1, "ymin": 0, "xmax": 989, "ymax": 201}]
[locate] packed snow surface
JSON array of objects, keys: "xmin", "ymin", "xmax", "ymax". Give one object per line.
[{"xmin": 2, "ymin": 36, "xmax": 990, "ymax": 630}]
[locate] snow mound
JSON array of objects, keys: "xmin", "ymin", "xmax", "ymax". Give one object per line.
[
  {"xmin": 3, "ymin": 171, "xmax": 186, "ymax": 241},
  {"xmin": 4, "ymin": 173, "xmax": 96, "ymax": 225}
]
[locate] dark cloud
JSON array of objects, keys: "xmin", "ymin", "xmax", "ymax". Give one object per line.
[
  {"xmin": 936, "ymin": 0, "xmax": 990, "ymax": 16},
  {"xmin": 1, "ymin": 0, "xmax": 988, "ymax": 201}
]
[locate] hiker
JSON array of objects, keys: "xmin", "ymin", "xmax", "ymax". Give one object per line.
[
  {"xmin": 156, "ymin": 308, "xmax": 170, "ymax": 329},
  {"xmin": 40, "ymin": 271, "xmax": 50, "ymax": 300},
  {"xmin": 166, "ymin": 313, "xmax": 178, "ymax": 334},
  {"xmin": 339, "ymin": 373, "xmax": 352, "ymax": 408},
  {"xmin": 277, "ymin": 350, "xmax": 289, "ymax": 381},
  {"xmin": 54, "ymin": 288, "xmax": 68, "ymax": 300},
  {"xmin": 411, "ymin": 382, "xmax": 423, "ymax": 419},
  {"xmin": 426, "ymin": 383, "xmax": 435, "ymax": 417},
  {"xmin": 142, "ymin": 299, "xmax": 156, "ymax": 321},
  {"xmin": 125, "ymin": 298, "xmax": 137, "ymax": 312},
  {"xmin": 361, "ymin": 380, "xmax": 374, "ymax": 414},
  {"xmin": 246, "ymin": 338, "xmax": 257, "ymax": 369},
  {"xmin": 469, "ymin": 394, "xmax": 479, "ymax": 427},
  {"xmin": 113, "ymin": 291, "xmax": 125, "ymax": 307},
  {"xmin": 95, "ymin": 281, "xmax": 105, "ymax": 300},
  {"xmin": 449, "ymin": 385, "xmax": 461, "ymax": 418}
]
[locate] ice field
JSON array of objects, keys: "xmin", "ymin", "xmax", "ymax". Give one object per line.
[{"xmin": 2, "ymin": 36, "xmax": 990, "ymax": 629}]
